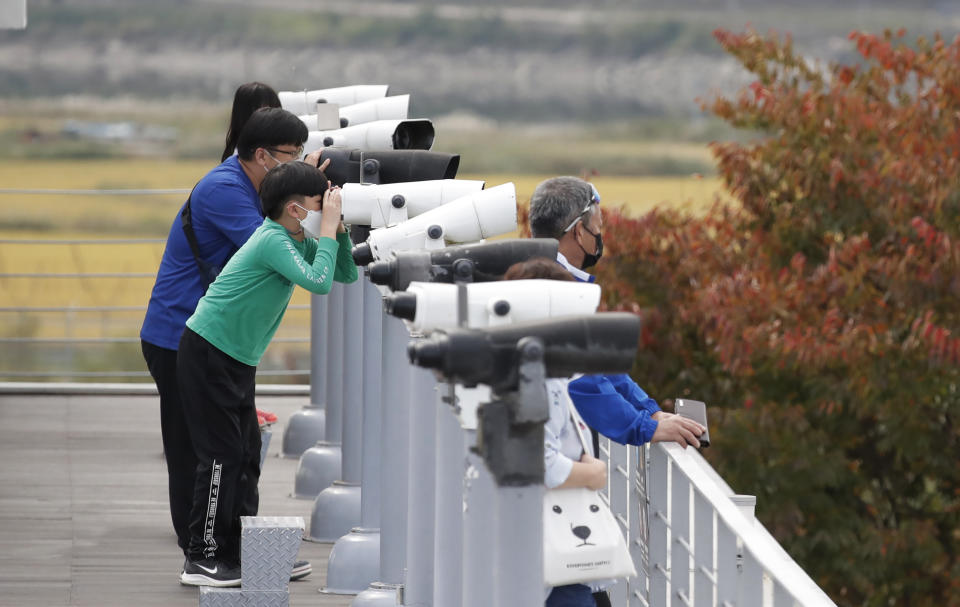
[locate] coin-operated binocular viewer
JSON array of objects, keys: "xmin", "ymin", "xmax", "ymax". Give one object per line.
[
  {"xmin": 311, "ymin": 148, "xmax": 462, "ymax": 187},
  {"xmin": 351, "ymin": 184, "xmax": 518, "ymax": 266},
  {"xmin": 408, "ymin": 313, "xmax": 641, "ymax": 605},
  {"xmin": 367, "ymin": 238, "xmax": 557, "ymax": 292}
]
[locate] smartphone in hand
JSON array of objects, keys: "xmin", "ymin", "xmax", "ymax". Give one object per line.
[{"xmin": 675, "ymin": 398, "xmax": 711, "ymax": 448}]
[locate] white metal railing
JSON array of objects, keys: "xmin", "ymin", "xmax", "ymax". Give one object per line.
[{"xmin": 644, "ymin": 442, "xmax": 837, "ymax": 607}]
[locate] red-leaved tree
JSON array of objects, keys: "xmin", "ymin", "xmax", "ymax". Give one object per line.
[{"xmin": 593, "ymin": 29, "xmax": 960, "ymax": 605}]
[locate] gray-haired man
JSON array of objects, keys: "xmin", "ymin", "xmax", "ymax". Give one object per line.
[{"xmin": 529, "ymin": 176, "xmax": 704, "ymax": 449}]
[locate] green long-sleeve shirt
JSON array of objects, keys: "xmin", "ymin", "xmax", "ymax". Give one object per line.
[{"xmin": 186, "ymin": 218, "xmax": 359, "ymax": 366}]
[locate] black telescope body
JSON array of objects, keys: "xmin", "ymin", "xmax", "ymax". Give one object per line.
[
  {"xmin": 408, "ymin": 313, "xmax": 640, "ymax": 393},
  {"xmin": 320, "ymin": 148, "xmax": 459, "ymax": 187},
  {"xmin": 368, "ymin": 238, "xmax": 559, "ymax": 291}
]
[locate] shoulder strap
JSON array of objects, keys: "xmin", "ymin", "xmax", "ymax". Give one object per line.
[
  {"xmin": 180, "ymin": 185, "xmax": 220, "ymax": 290},
  {"xmin": 565, "ymin": 395, "xmax": 591, "ymax": 456}
]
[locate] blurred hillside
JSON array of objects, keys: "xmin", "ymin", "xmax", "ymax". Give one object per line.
[
  {"xmin": 3, "ymin": 0, "xmax": 958, "ymax": 117},
  {"xmin": 0, "ymin": 0, "xmax": 957, "ymax": 169}
]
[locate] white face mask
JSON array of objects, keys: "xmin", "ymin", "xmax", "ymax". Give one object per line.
[{"xmin": 294, "ymin": 203, "xmax": 324, "ymax": 239}]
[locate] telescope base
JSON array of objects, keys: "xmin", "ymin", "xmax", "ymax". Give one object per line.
[
  {"xmin": 280, "ymin": 405, "xmax": 326, "ymax": 458},
  {"xmin": 306, "ymin": 480, "xmax": 361, "ymax": 542},
  {"xmin": 350, "ymin": 582, "xmax": 402, "ymax": 607},
  {"xmin": 292, "ymin": 441, "xmax": 341, "ymax": 499},
  {"xmin": 321, "ymin": 527, "xmax": 381, "ymax": 595}
]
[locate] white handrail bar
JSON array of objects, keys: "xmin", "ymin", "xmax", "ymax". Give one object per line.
[{"xmin": 657, "ymin": 442, "xmax": 837, "ymax": 607}]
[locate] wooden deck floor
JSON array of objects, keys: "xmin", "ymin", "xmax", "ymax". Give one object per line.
[{"xmin": 0, "ymin": 392, "xmax": 356, "ymax": 607}]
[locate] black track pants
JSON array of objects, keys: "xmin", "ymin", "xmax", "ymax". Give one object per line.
[{"xmin": 177, "ymin": 327, "xmax": 261, "ymax": 563}]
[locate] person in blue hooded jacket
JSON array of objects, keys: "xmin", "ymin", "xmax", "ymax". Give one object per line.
[{"xmin": 528, "ymin": 176, "xmax": 705, "ymax": 451}]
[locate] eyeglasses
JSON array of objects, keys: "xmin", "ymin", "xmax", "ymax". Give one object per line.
[
  {"xmin": 267, "ymin": 146, "xmax": 304, "ymax": 159},
  {"xmin": 562, "ymin": 183, "xmax": 602, "ymax": 233}
]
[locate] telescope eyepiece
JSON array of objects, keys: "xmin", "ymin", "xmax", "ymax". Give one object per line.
[
  {"xmin": 352, "ymin": 243, "xmax": 375, "ymax": 266},
  {"xmin": 408, "ymin": 339, "xmax": 444, "ymax": 369},
  {"xmin": 386, "ymin": 292, "xmax": 417, "ymax": 321},
  {"xmin": 367, "ymin": 260, "xmax": 394, "ymax": 286}
]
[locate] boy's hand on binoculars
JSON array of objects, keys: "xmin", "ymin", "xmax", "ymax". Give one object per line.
[{"xmin": 320, "ymin": 183, "xmax": 343, "ymax": 237}]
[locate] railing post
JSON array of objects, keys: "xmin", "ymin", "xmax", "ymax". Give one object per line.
[
  {"xmin": 608, "ymin": 438, "xmax": 630, "ymax": 604},
  {"xmin": 716, "ymin": 521, "xmax": 737, "ymax": 605},
  {"xmin": 671, "ymin": 468, "xmax": 691, "ymax": 607},
  {"xmin": 693, "ymin": 491, "xmax": 714, "ymax": 607},
  {"xmin": 629, "ymin": 445, "xmax": 651, "ymax": 607},
  {"xmin": 649, "ymin": 445, "xmax": 669, "ymax": 606}
]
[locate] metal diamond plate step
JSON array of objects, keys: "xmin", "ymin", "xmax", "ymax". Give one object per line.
[
  {"xmin": 198, "ymin": 587, "xmax": 289, "ymax": 607},
  {"xmin": 240, "ymin": 516, "xmax": 305, "ymax": 591}
]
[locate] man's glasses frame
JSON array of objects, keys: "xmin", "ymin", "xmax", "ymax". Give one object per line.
[
  {"xmin": 561, "ymin": 183, "xmax": 602, "ymax": 234},
  {"xmin": 267, "ymin": 146, "xmax": 304, "ymax": 159}
]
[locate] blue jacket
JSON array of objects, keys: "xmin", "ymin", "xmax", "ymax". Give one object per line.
[
  {"xmin": 140, "ymin": 156, "xmax": 262, "ymax": 350},
  {"xmin": 567, "ymin": 374, "xmax": 661, "ymax": 445}
]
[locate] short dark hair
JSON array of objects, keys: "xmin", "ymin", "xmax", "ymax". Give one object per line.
[
  {"xmin": 502, "ymin": 257, "xmax": 575, "ymax": 282},
  {"xmin": 259, "ymin": 161, "xmax": 329, "ymax": 220},
  {"xmin": 222, "ymin": 82, "xmax": 281, "ymax": 162},
  {"xmin": 236, "ymin": 107, "xmax": 308, "ymax": 161},
  {"xmin": 529, "ymin": 176, "xmax": 598, "ymax": 239}
]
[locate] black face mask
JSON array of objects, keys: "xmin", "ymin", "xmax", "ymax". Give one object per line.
[{"xmin": 578, "ymin": 225, "xmax": 603, "ymax": 269}]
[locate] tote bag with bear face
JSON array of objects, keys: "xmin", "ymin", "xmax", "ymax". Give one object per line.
[{"xmin": 543, "ymin": 399, "xmax": 637, "ymax": 587}]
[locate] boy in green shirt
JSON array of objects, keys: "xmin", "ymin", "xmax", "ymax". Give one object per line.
[{"xmin": 177, "ymin": 160, "xmax": 358, "ymax": 587}]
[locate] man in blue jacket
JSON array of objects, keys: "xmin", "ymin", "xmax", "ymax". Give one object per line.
[{"xmin": 528, "ymin": 176, "xmax": 704, "ymax": 449}]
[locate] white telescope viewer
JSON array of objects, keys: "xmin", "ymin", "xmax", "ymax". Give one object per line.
[
  {"xmin": 351, "ymin": 183, "xmax": 518, "ymax": 265},
  {"xmin": 341, "ymin": 179, "xmax": 485, "ymax": 228},
  {"xmin": 279, "ymin": 85, "xmax": 389, "ymax": 115}
]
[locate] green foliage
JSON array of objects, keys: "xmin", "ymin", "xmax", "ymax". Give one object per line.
[{"xmin": 594, "ymin": 29, "xmax": 960, "ymax": 605}]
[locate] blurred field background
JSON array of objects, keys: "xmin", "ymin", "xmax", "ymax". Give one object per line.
[{"xmin": 0, "ymin": 152, "xmax": 724, "ymax": 382}]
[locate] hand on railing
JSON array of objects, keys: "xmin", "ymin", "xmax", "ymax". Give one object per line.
[{"xmin": 651, "ymin": 411, "xmax": 704, "ymax": 449}]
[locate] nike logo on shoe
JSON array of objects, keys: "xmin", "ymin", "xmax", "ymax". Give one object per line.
[{"xmin": 196, "ymin": 563, "xmax": 218, "ymax": 575}]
